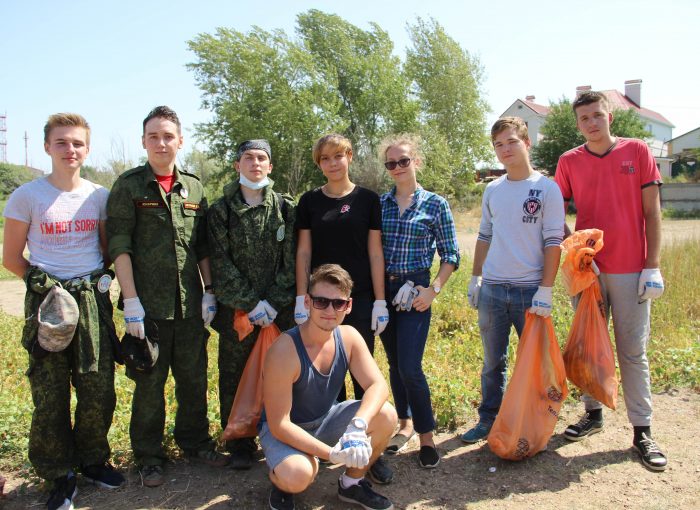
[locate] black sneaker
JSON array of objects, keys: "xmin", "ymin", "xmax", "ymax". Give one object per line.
[
  {"xmin": 229, "ymin": 447, "xmax": 254, "ymax": 470},
  {"xmin": 337, "ymin": 478, "xmax": 393, "ymax": 510},
  {"xmin": 368, "ymin": 456, "xmax": 393, "ymax": 485},
  {"xmin": 634, "ymin": 433, "xmax": 668, "ymax": 472},
  {"xmin": 418, "ymin": 445, "xmax": 440, "ymax": 469},
  {"xmin": 564, "ymin": 412, "xmax": 603, "ymax": 441},
  {"xmin": 47, "ymin": 472, "xmax": 77, "ymax": 510},
  {"xmin": 81, "ymin": 463, "xmax": 125, "ymax": 489},
  {"xmin": 269, "ymin": 485, "xmax": 295, "ymax": 510}
]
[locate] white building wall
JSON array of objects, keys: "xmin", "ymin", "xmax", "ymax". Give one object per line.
[{"xmin": 501, "ymin": 102, "xmax": 546, "ymax": 147}]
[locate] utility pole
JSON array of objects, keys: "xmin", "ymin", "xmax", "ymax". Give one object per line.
[
  {"xmin": 0, "ymin": 112, "xmax": 7, "ymax": 163},
  {"xmin": 24, "ymin": 131, "xmax": 28, "ymax": 167}
]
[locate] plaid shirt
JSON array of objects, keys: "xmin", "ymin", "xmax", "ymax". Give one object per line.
[{"xmin": 381, "ymin": 186, "xmax": 460, "ymax": 275}]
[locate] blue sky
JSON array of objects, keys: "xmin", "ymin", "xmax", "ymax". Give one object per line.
[{"xmin": 2, "ymin": 0, "xmax": 698, "ymax": 171}]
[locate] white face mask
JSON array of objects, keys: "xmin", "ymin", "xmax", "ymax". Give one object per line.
[{"xmin": 239, "ymin": 174, "xmax": 270, "ymax": 190}]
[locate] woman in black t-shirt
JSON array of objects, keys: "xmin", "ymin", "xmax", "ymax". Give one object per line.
[{"xmin": 295, "ymin": 134, "xmax": 389, "ymax": 401}]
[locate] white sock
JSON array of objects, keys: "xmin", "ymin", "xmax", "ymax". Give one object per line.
[{"xmin": 340, "ymin": 473, "xmax": 362, "ymax": 489}]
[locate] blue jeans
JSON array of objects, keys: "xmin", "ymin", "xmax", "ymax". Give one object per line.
[
  {"xmin": 379, "ymin": 270, "xmax": 435, "ymax": 434},
  {"xmin": 477, "ymin": 283, "xmax": 537, "ymax": 425}
]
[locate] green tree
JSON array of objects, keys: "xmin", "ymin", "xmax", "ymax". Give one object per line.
[
  {"xmin": 405, "ymin": 18, "xmax": 491, "ymax": 199},
  {"xmin": 188, "ymin": 26, "xmax": 338, "ymax": 196},
  {"xmin": 80, "ymin": 165, "xmax": 116, "ymax": 189},
  {"xmin": 0, "ymin": 162, "xmax": 36, "ymax": 197},
  {"xmin": 296, "ymin": 9, "xmax": 418, "ymax": 155},
  {"xmin": 532, "ymin": 98, "xmax": 651, "ymax": 175},
  {"xmin": 180, "ymin": 147, "xmax": 226, "ymax": 200}
]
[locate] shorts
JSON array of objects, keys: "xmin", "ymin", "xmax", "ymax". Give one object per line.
[{"xmin": 259, "ymin": 399, "xmax": 361, "ymax": 470}]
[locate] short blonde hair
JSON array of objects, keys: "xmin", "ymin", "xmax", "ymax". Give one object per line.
[
  {"xmin": 44, "ymin": 113, "xmax": 91, "ymax": 144},
  {"xmin": 491, "ymin": 117, "xmax": 530, "ymax": 144},
  {"xmin": 312, "ymin": 134, "xmax": 353, "ymax": 166}
]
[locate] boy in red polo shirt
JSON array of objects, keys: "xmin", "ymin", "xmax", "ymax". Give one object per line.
[{"xmin": 555, "ymin": 91, "xmax": 666, "ymax": 471}]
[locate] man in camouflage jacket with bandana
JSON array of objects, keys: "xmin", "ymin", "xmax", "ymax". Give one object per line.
[{"xmin": 208, "ymin": 139, "xmax": 296, "ymax": 469}]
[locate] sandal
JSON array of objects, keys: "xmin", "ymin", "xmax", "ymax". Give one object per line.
[{"xmin": 385, "ymin": 431, "xmax": 415, "ymax": 454}]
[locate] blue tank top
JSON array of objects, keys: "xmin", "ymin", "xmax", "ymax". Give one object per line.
[{"xmin": 288, "ymin": 325, "xmax": 349, "ymax": 424}]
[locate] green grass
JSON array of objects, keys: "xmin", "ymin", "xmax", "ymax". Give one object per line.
[{"xmin": 0, "ymin": 240, "xmax": 698, "ymax": 477}]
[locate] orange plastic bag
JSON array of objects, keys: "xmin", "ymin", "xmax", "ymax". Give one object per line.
[
  {"xmin": 560, "ymin": 229, "xmax": 604, "ymax": 296},
  {"xmin": 562, "ymin": 280, "xmax": 618, "ymax": 409},
  {"xmin": 222, "ymin": 313, "xmax": 281, "ymax": 440},
  {"xmin": 488, "ymin": 314, "xmax": 568, "ymax": 460}
]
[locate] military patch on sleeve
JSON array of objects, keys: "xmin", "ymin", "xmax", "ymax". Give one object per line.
[
  {"xmin": 183, "ymin": 202, "xmax": 201, "ymax": 211},
  {"xmin": 136, "ymin": 200, "xmax": 166, "ymax": 209}
]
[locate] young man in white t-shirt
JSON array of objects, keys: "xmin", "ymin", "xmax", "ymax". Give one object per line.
[
  {"xmin": 3, "ymin": 113, "xmax": 124, "ymax": 510},
  {"xmin": 460, "ymin": 117, "xmax": 565, "ymax": 443}
]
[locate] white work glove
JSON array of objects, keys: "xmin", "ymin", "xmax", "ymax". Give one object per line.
[
  {"xmin": 331, "ymin": 419, "xmax": 372, "ymax": 468},
  {"xmin": 392, "ymin": 280, "xmax": 419, "ymax": 311},
  {"xmin": 123, "ymin": 297, "xmax": 146, "ymax": 339},
  {"xmin": 261, "ymin": 299, "xmax": 278, "ymax": 323},
  {"xmin": 248, "ymin": 300, "xmax": 273, "ymax": 327},
  {"xmin": 294, "ymin": 295, "xmax": 309, "ymax": 325},
  {"xmin": 591, "ymin": 260, "xmax": 600, "ymax": 276},
  {"xmin": 529, "ymin": 286, "xmax": 553, "ymax": 317},
  {"xmin": 467, "ymin": 276, "xmax": 482, "ymax": 309},
  {"xmin": 202, "ymin": 292, "xmax": 217, "ymax": 328},
  {"xmin": 638, "ymin": 268, "xmax": 664, "ymax": 301},
  {"xmin": 371, "ymin": 300, "xmax": 389, "ymax": 336}
]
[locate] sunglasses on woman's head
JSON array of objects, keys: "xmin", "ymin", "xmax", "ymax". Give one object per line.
[
  {"xmin": 309, "ymin": 295, "xmax": 351, "ymax": 311},
  {"xmin": 384, "ymin": 157, "xmax": 412, "ymax": 171}
]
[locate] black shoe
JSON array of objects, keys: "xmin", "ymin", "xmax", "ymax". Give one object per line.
[
  {"xmin": 368, "ymin": 456, "xmax": 393, "ymax": 485},
  {"xmin": 634, "ymin": 433, "xmax": 668, "ymax": 472},
  {"xmin": 229, "ymin": 448, "xmax": 254, "ymax": 470},
  {"xmin": 269, "ymin": 486, "xmax": 295, "ymax": 510},
  {"xmin": 47, "ymin": 472, "xmax": 77, "ymax": 510},
  {"xmin": 564, "ymin": 412, "xmax": 603, "ymax": 441},
  {"xmin": 337, "ymin": 478, "xmax": 393, "ymax": 510},
  {"xmin": 418, "ymin": 445, "xmax": 440, "ymax": 469},
  {"xmin": 81, "ymin": 463, "xmax": 125, "ymax": 489}
]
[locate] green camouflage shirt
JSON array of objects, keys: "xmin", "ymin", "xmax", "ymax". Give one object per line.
[
  {"xmin": 106, "ymin": 163, "xmax": 208, "ymax": 320},
  {"xmin": 207, "ymin": 178, "xmax": 296, "ymax": 313}
]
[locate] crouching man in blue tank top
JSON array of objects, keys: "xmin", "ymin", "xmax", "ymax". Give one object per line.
[{"xmin": 260, "ymin": 263, "xmax": 398, "ymax": 510}]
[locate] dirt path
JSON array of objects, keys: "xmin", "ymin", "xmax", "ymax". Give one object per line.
[{"xmin": 2, "ymin": 389, "xmax": 698, "ymax": 509}]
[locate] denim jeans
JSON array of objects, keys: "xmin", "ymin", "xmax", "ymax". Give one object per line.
[
  {"xmin": 477, "ymin": 283, "xmax": 537, "ymax": 425},
  {"xmin": 379, "ymin": 270, "xmax": 435, "ymax": 434}
]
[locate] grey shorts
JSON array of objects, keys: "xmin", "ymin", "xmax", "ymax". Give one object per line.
[{"xmin": 259, "ymin": 399, "xmax": 362, "ymax": 470}]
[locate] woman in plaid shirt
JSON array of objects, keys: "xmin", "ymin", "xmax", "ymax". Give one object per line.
[{"xmin": 378, "ymin": 134, "xmax": 460, "ymax": 469}]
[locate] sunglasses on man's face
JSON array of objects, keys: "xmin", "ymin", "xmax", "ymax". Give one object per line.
[
  {"xmin": 384, "ymin": 157, "xmax": 412, "ymax": 171},
  {"xmin": 309, "ymin": 295, "xmax": 351, "ymax": 311}
]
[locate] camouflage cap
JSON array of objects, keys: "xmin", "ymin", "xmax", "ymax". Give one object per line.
[
  {"xmin": 120, "ymin": 320, "xmax": 159, "ymax": 372},
  {"xmin": 37, "ymin": 285, "xmax": 79, "ymax": 352}
]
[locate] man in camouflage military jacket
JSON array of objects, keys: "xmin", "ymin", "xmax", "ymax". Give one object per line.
[
  {"xmin": 107, "ymin": 106, "xmax": 226, "ymax": 488},
  {"xmin": 208, "ymin": 139, "xmax": 296, "ymax": 469}
]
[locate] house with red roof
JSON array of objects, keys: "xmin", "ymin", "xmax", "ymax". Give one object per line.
[
  {"xmin": 499, "ymin": 95, "xmax": 550, "ymax": 148},
  {"xmin": 500, "ymin": 80, "xmax": 676, "ymax": 177}
]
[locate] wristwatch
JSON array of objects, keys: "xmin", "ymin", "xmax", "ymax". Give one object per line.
[
  {"xmin": 432, "ymin": 284, "xmax": 441, "ymax": 294},
  {"xmin": 351, "ymin": 417, "xmax": 368, "ymax": 431}
]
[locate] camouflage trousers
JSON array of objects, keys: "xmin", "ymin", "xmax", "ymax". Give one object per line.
[
  {"xmin": 128, "ymin": 316, "xmax": 214, "ymax": 466},
  {"xmin": 27, "ymin": 290, "xmax": 116, "ymax": 481},
  {"xmin": 214, "ymin": 305, "xmax": 293, "ymax": 452}
]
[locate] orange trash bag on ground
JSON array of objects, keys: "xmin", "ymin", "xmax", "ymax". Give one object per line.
[
  {"xmin": 488, "ymin": 314, "xmax": 568, "ymax": 460},
  {"xmin": 562, "ymin": 280, "xmax": 618, "ymax": 409},
  {"xmin": 223, "ymin": 311, "xmax": 281, "ymax": 440}
]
